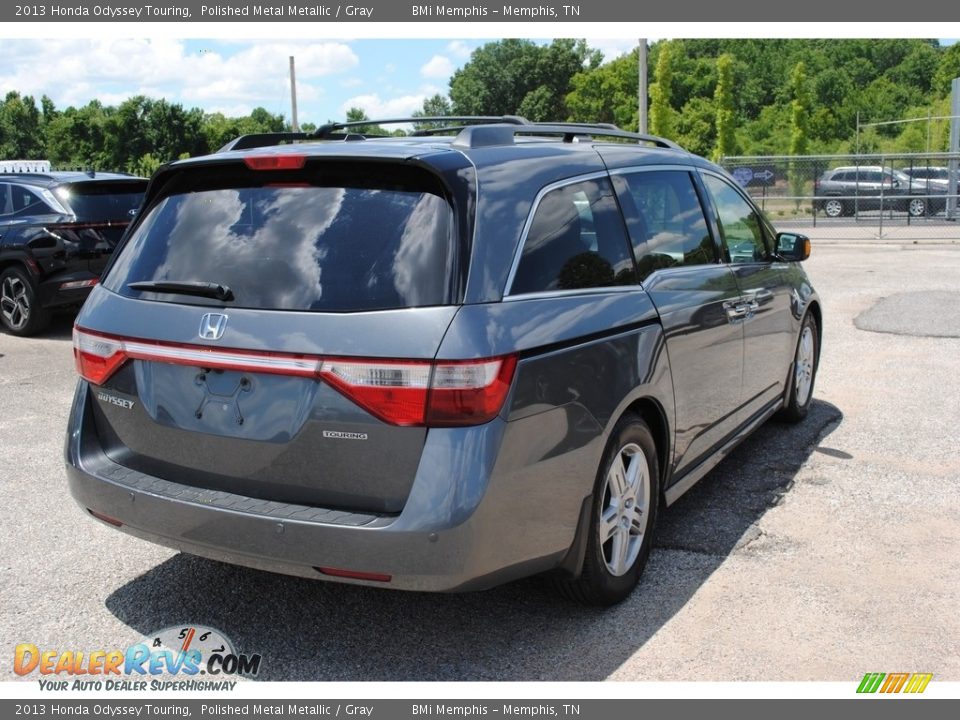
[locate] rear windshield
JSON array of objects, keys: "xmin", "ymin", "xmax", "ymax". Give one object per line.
[
  {"xmin": 62, "ymin": 182, "xmax": 146, "ymax": 221},
  {"xmin": 103, "ymin": 163, "xmax": 456, "ymax": 312}
]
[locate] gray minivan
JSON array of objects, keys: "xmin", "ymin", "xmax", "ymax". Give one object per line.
[{"xmin": 65, "ymin": 118, "xmax": 820, "ymax": 605}]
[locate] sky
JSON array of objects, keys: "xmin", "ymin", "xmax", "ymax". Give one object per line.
[{"xmin": 0, "ymin": 38, "xmax": 639, "ymax": 124}]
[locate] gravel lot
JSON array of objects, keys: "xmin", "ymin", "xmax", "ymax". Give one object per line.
[{"xmin": 1, "ymin": 236, "xmax": 958, "ymax": 683}]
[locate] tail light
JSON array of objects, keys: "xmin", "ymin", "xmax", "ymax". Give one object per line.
[
  {"xmin": 319, "ymin": 356, "xmax": 517, "ymax": 426},
  {"xmin": 73, "ymin": 326, "xmax": 517, "ymax": 427}
]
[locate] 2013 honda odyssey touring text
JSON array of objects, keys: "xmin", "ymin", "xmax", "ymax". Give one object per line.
[{"xmin": 65, "ymin": 117, "xmax": 821, "ymax": 605}]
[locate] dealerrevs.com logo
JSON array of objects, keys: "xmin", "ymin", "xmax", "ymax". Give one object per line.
[
  {"xmin": 857, "ymin": 672, "xmax": 933, "ymax": 694},
  {"xmin": 14, "ymin": 626, "xmax": 262, "ymax": 691}
]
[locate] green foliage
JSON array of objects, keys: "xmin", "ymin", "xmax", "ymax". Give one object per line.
[
  {"xmin": 675, "ymin": 97, "xmax": 716, "ymax": 157},
  {"xmin": 649, "ymin": 41, "xmax": 675, "ymax": 138},
  {"xmin": 449, "ymin": 39, "xmax": 600, "ymax": 121},
  {"xmin": 713, "ymin": 54, "xmax": 737, "ymax": 161},
  {"xmin": 0, "ymin": 92, "xmax": 43, "ymax": 158},
  {"xmin": 343, "ymin": 107, "xmax": 390, "ymax": 136},
  {"xmin": 566, "ymin": 49, "xmax": 639, "ymax": 129},
  {"xmin": 789, "ymin": 63, "xmax": 812, "ymax": 203},
  {"xmin": 129, "ymin": 153, "xmax": 163, "ymax": 178},
  {"xmin": 934, "ymin": 43, "xmax": 960, "ymax": 96}
]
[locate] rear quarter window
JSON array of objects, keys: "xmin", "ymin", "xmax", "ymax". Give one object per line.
[{"xmin": 509, "ymin": 177, "xmax": 635, "ymax": 295}]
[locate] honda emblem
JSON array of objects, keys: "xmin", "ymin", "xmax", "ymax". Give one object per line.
[{"xmin": 199, "ymin": 313, "xmax": 228, "ymax": 341}]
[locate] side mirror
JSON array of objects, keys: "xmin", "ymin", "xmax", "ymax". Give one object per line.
[{"xmin": 776, "ymin": 232, "xmax": 810, "ymax": 262}]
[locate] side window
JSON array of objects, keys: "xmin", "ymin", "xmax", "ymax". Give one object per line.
[
  {"xmin": 510, "ymin": 178, "xmax": 635, "ymax": 295},
  {"xmin": 0, "ymin": 184, "xmax": 12, "ymax": 216},
  {"xmin": 702, "ymin": 174, "xmax": 769, "ymax": 264},
  {"xmin": 10, "ymin": 185, "xmax": 53, "ymax": 214},
  {"xmin": 614, "ymin": 170, "xmax": 714, "ymax": 280}
]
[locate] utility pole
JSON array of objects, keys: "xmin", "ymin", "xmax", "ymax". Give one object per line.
[
  {"xmin": 289, "ymin": 56, "xmax": 299, "ymax": 133},
  {"xmin": 638, "ymin": 39, "xmax": 648, "ymax": 134}
]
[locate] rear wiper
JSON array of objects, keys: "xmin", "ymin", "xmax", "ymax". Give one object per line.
[{"xmin": 127, "ymin": 280, "xmax": 234, "ymax": 302}]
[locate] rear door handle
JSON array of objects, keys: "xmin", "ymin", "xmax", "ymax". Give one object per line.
[{"xmin": 724, "ymin": 301, "xmax": 749, "ymax": 322}]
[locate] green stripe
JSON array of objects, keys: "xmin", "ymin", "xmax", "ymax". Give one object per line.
[{"xmin": 857, "ymin": 672, "xmax": 884, "ymax": 693}]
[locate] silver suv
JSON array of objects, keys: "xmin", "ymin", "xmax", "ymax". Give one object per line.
[
  {"xmin": 816, "ymin": 165, "xmax": 945, "ymax": 217},
  {"xmin": 65, "ymin": 117, "xmax": 821, "ymax": 605}
]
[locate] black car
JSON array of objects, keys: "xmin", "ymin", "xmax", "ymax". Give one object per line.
[
  {"xmin": 0, "ymin": 171, "xmax": 147, "ymax": 336},
  {"xmin": 66, "ymin": 118, "xmax": 820, "ymax": 605}
]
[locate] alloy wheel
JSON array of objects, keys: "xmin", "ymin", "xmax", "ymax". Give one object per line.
[{"xmin": 599, "ymin": 442, "xmax": 650, "ymax": 577}]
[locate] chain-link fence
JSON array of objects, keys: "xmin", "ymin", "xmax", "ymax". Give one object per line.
[{"xmin": 720, "ymin": 153, "xmax": 960, "ymax": 239}]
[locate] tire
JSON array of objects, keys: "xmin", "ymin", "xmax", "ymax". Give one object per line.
[
  {"xmin": 777, "ymin": 312, "xmax": 819, "ymax": 423},
  {"xmin": 0, "ymin": 266, "xmax": 50, "ymax": 337},
  {"xmin": 553, "ymin": 415, "xmax": 659, "ymax": 606},
  {"xmin": 822, "ymin": 198, "xmax": 845, "ymax": 218},
  {"xmin": 908, "ymin": 197, "xmax": 927, "ymax": 217}
]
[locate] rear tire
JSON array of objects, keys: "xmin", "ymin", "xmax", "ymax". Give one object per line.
[
  {"xmin": 908, "ymin": 197, "xmax": 927, "ymax": 217},
  {"xmin": 552, "ymin": 415, "xmax": 659, "ymax": 606},
  {"xmin": 0, "ymin": 266, "xmax": 50, "ymax": 337},
  {"xmin": 822, "ymin": 198, "xmax": 845, "ymax": 218},
  {"xmin": 777, "ymin": 312, "xmax": 819, "ymax": 423}
]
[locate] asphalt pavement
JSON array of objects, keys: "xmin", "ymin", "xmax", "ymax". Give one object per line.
[{"xmin": 1, "ymin": 239, "xmax": 958, "ymax": 682}]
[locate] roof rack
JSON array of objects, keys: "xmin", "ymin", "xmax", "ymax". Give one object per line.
[
  {"xmin": 217, "ymin": 116, "xmax": 683, "ymax": 153},
  {"xmin": 452, "ymin": 122, "xmax": 682, "ymax": 150}
]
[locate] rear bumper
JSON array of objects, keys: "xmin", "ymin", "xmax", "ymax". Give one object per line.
[
  {"xmin": 38, "ymin": 272, "xmax": 99, "ymax": 309},
  {"xmin": 64, "ymin": 381, "xmax": 593, "ymax": 592}
]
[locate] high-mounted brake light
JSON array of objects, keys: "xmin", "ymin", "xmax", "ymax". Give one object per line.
[
  {"xmin": 243, "ymin": 155, "xmax": 306, "ymax": 171},
  {"xmin": 72, "ymin": 327, "xmax": 518, "ymax": 428}
]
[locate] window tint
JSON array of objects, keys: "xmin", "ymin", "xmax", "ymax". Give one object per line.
[
  {"xmin": 702, "ymin": 174, "xmax": 769, "ymax": 264},
  {"xmin": 61, "ymin": 182, "xmax": 145, "ymax": 221},
  {"xmin": 616, "ymin": 170, "xmax": 714, "ymax": 279},
  {"xmin": 105, "ymin": 168, "xmax": 456, "ymax": 313},
  {"xmin": 510, "ymin": 177, "xmax": 635, "ymax": 295},
  {"xmin": 10, "ymin": 185, "xmax": 54, "ymax": 214}
]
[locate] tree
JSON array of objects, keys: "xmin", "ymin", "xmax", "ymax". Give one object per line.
[
  {"xmin": 417, "ymin": 94, "xmax": 452, "ymax": 117},
  {"xmin": 344, "ymin": 107, "xmax": 388, "ymax": 136},
  {"xmin": 789, "ymin": 62, "xmax": 812, "ymax": 206},
  {"xmin": 675, "ymin": 97, "xmax": 716, "ymax": 157},
  {"xmin": 412, "ymin": 94, "xmax": 452, "ymax": 131},
  {"xmin": 0, "ymin": 92, "xmax": 42, "ymax": 158},
  {"xmin": 449, "ymin": 39, "xmax": 599, "ymax": 121},
  {"xmin": 648, "ymin": 41, "xmax": 675, "ymax": 138},
  {"xmin": 713, "ymin": 54, "xmax": 736, "ymax": 161},
  {"xmin": 566, "ymin": 48, "xmax": 639, "ymax": 129},
  {"xmin": 934, "ymin": 43, "xmax": 960, "ymax": 97}
]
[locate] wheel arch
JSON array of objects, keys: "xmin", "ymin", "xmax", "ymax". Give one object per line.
[
  {"xmin": 805, "ymin": 299, "xmax": 823, "ymax": 354},
  {"xmin": 553, "ymin": 394, "xmax": 671, "ymax": 580}
]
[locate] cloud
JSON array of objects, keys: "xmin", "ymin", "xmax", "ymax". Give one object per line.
[
  {"xmin": 0, "ymin": 39, "xmax": 358, "ymax": 115},
  {"xmin": 586, "ymin": 39, "xmax": 643, "ymax": 62},
  {"xmin": 445, "ymin": 41, "xmax": 473, "ymax": 59},
  {"xmin": 420, "ymin": 55, "xmax": 455, "ymax": 79},
  {"xmin": 339, "ymin": 93, "xmax": 428, "ymax": 119}
]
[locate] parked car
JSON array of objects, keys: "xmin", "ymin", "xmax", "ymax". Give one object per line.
[
  {"xmin": 815, "ymin": 165, "xmax": 946, "ymax": 217},
  {"xmin": 0, "ymin": 171, "xmax": 147, "ymax": 335},
  {"xmin": 65, "ymin": 117, "xmax": 821, "ymax": 605},
  {"xmin": 899, "ymin": 165, "xmax": 950, "ymax": 185}
]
